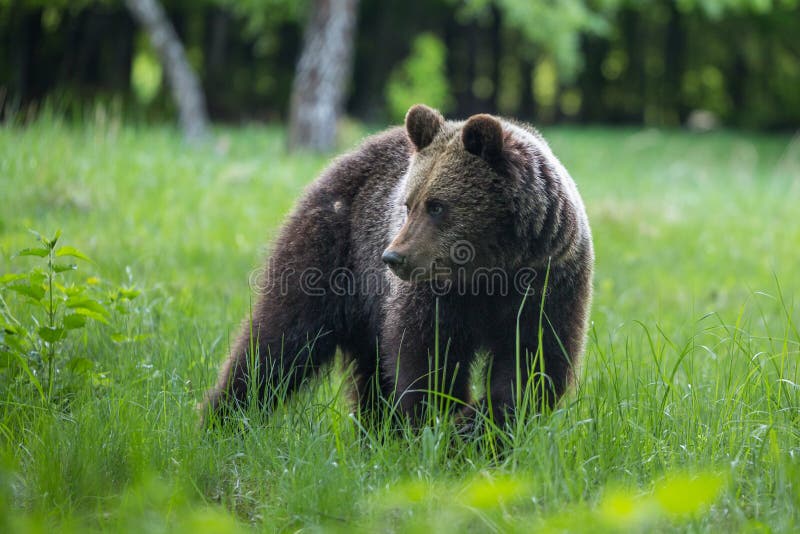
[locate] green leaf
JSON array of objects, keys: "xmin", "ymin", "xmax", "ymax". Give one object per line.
[
  {"xmin": 62, "ymin": 284, "xmax": 85, "ymax": 297},
  {"xmin": 67, "ymin": 356, "xmax": 94, "ymax": 374},
  {"xmin": 29, "ymin": 270, "xmax": 47, "ymax": 286},
  {"xmin": 16, "ymin": 248, "xmax": 49, "ymax": 258},
  {"xmin": 119, "ymin": 287, "xmax": 141, "ymax": 300},
  {"xmin": 48, "ymin": 229, "xmax": 62, "ymax": 249},
  {"xmin": 2, "ymin": 324, "xmax": 20, "ymax": 335},
  {"xmin": 38, "ymin": 326, "xmax": 66, "ymax": 343},
  {"xmin": 8, "ymin": 283, "xmax": 46, "ymax": 301},
  {"xmin": 53, "ymin": 263, "xmax": 78, "ymax": 273},
  {"xmin": 1, "ymin": 324, "xmax": 30, "ymax": 352},
  {"xmin": 3, "ymin": 333, "xmax": 29, "ymax": 354},
  {"xmin": 56, "ymin": 246, "xmax": 92, "ymax": 262},
  {"xmin": 91, "ymin": 372, "xmax": 111, "ymax": 388},
  {"xmin": 66, "ymin": 297, "xmax": 108, "ymax": 315},
  {"xmin": 0, "ymin": 273, "xmax": 26, "ymax": 284},
  {"xmin": 64, "ymin": 313, "xmax": 87, "ymax": 330},
  {"xmin": 71, "ymin": 308, "xmax": 109, "ymax": 324}
]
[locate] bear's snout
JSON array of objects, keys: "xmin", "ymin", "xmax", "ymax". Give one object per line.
[
  {"xmin": 382, "ymin": 249, "xmax": 413, "ymax": 279},
  {"xmin": 381, "ymin": 249, "xmax": 406, "ymax": 268}
]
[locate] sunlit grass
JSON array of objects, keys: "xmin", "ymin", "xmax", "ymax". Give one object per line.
[{"xmin": 1, "ymin": 118, "xmax": 798, "ymax": 532}]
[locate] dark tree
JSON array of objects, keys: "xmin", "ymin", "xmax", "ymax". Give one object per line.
[
  {"xmin": 288, "ymin": 0, "xmax": 359, "ymax": 152},
  {"xmin": 124, "ymin": 0, "xmax": 209, "ymax": 140}
]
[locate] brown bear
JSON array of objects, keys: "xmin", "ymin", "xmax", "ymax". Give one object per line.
[{"xmin": 203, "ymin": 104, "xmax": 593, "ymax": 429}]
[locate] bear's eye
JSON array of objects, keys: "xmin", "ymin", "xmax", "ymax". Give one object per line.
[{"xmin": 426, "ymin": 200, "xmax": 444, "ymax": 218}]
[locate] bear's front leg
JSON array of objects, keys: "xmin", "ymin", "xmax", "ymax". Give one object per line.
[
  {"xmin": 485, "ymin": 283, "xmax": 586, "ymax": 428},
  {"xmin": 380, "ymin": 291, "xmax": 475, "ymax": 426}
]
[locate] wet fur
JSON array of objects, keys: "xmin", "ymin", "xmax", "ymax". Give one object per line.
[{"xmin": 203, "ymin": 105, "xmax": 594, "ymax": 428}]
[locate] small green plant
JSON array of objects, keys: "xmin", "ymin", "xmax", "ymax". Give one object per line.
[{"xmin": 0, "ymin": 230, "xmax": 137, "ymax": 404}]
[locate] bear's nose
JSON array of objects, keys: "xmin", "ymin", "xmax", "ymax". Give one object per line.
[{"xmin": 381, "ymin": 250, "xmax": 406, "ymax": 268}]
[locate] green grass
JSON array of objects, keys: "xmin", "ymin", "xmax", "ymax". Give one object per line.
[{"xmin": 1, "ymin": 117, "xmax": 798, "ymax": 532}]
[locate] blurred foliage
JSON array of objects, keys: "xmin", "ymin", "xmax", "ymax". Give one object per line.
[
  {"xmin": 130, "ymin": 40, "xmax": 162, "ymax": 104},
  {"xmin": 386, "ymin": 33, "xmax": 452, "ymax": 122},
  {"xmin": 0, "ymin": 0, "xmax": 798, "ymax": 128},
  {"xmin": 361, "ymin": 470, "xmax": 727, "ymax": 532},
  {"xmin": 458, "ymin": 0, "xmax": 617, "ymax": 81}
]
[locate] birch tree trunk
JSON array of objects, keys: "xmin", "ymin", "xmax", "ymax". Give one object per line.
[
  {"xmin": 288, "ymin": 0, "xmax": 359, "ymax": 152},
  {"xmin": 125, "ymin": 0, "xmax": 209, "ymax": 140}
]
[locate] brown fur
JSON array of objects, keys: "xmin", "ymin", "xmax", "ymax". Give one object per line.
[{"xmin": 202, "ymin": 104, "xmax": 594, "ymax": 429}]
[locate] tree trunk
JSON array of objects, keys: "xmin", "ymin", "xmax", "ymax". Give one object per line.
[
  {"xmin": 288, "ymin": 0, "xmax": 359, "ymax": 152},
  {"xmin": 124, "ymin": 0, "xmax": 209, "ymax": 140}
]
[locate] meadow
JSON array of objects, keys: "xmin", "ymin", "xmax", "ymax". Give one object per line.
[{"xmin": 0, "ymin": 116, "xmax": 798, "ymax": 532}]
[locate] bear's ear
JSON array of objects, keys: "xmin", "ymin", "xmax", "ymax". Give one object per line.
[
  {"xmin": 405, "ymin": 104, "xmax": 444, "ymax": 151},
  {"xmin": 462, "ymin": 114, "xmax": 504, "ymax": 163}
]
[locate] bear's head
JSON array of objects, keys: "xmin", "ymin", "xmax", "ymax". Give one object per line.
[{"xmin": 382, "ymin": 104, "xmax": 529, "ymax": 283}]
